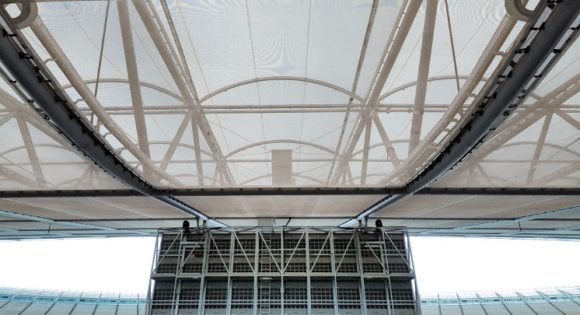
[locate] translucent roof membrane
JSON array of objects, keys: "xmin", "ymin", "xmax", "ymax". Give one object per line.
[
  {"xmin": 0, "ymin": 74, "xmax": 125, "ymax": 191},
  {"xmin": 177, "ymin": 194, "xmax": 384, "ymax": 217},
  {"xmin": 436, "ymin": 34, "xmax": 580, "ymax": 188},
  {"xmin": 372, "ymin": 195, "xmax": 580, "ymax": 219},
  {"xmin": 7, "ymin": 0, "xmax": 546, "ymax": 189},
  {"xmin": 0, "ymin": 196, "xmax": 187, "ymax": 220}
]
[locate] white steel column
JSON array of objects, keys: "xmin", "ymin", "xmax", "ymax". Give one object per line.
[
  {"xmin": 361, "ymin": 119, "xmax": 372, "ymax": 185},
  {"xmin": 280, "ymin": 228, "xmax": 285, "ymax": 314},
  {"xmin": 191, "ymin": 117, "xmax": 205, "ymax": 186},
  {"xmin": 373, "ymin": 114, "xmax": 401, "ymax": 166},
  {"xmin": 226, "ymin": 231, "xmax": 235, "ymax": 315},
  {"xmin": 526, "ymin": 112, "xmax": 552, "ymax": 183},
  {"xmin": 197, "ymin": 232, "xmax": 209, "ymax": 315},
  {"xmin": 28, "ymin": 20, "xmax": 182, "ymax": 186},
  {"xmin": 382, "ymin": 13, "xmax": 524, "ymax": 185},
  {"xmin": 253, "ymin": 229, "xmax": 259, "ymax": 315},
  {"xmin": 131, "ymin": 0, "xmax": 235, "ymax": 185},
  {"xmin": 326, "ymin": 0, "xmax": 380, "ymax": 185},
  {"xmin": 409, "ymin": 0, "xmax": 439, "ymax": 154},
  {"xmin": 117, "ymin": 0, "xmax": 152, "ymax": 176},
  {"xmin": 329, "ymin": 231, "xmax": 339, "ymax": 315},
  {"xmin": 16, "ymin": 117, "xmax": 46, "ymax": 186},
  {"xmin": 355, "ymin": 231, "xmax": 367, "ymax": 314},
  {"xmin": 305, "ymin": 229, "xmax": 312, "ymax": 315},
  {"xmin": 331, "ymin": 0, "xmax": 422, "ymax": 184}
]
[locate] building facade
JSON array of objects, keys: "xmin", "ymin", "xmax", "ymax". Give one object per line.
[{"xmin": 148, "ymin": 227, "xmax": 418, "ymax": 315}]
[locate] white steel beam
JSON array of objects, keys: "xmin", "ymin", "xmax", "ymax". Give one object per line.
[
  {"xmin": 28, "ymin": 19, "xmax": 182, "ymax": 186},
  {"xmin": 409, "ymin": 0, "xmax": 438, "ymax": 154},
  {"xmin": 361, "ymin": 119, "xmax": 372, "ymax": 185},
  {"xmin": 76, "ymin": 103, "xmax": 455, "ymax": 115},
  {"xmin": 465, "ymin": 75, "xmax": 580, "ymax": 162},
  {"xmin": 200, "ymin": 76, "xmax": 363, "ymax": 104},
  {"xmin": 525, "ymin": 112, "xmax": 552, "ymax": 183},
  {"xmin": 382, "ymin": 14, "xmax": 525, "ymax": 185},
  {"xmin": 0, "ymin": 165, "xmax": 40, "ymax": 188},
  {"xmin": 225, "ymin": 140, "xmax": 337, "ymax": 158},
  {"xmin": 330, "ymin": 0, "xmax": 422, "ymax": 184},
  {"xmin": 191, "ymin": 115, "xmax": 205, "ymax": 186},
  {"xmin": 117, "ymin": 0, "xmax": 152, "ymax": 176},
  {"xmin": 327, "ymin": 0, "xmax": 380, "ymax": 186},
  {"xmin": 131, "ymin": 0, "xmax": 235, "ymax": 185},
  {"xmin": 158, "ymin": 111, "xmax": 194, "ymax": 171},
  {"xmin": 372, "ymin": 114, "xmax": 401, "ymax": 166},
  {"xmin": 15, "ymin": 117, "xmax": 46, "ymax": 187}
]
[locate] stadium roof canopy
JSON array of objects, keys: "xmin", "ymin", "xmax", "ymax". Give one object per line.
[{"xmin": 0, "ymin": 0, "xmax": 578, "ymax": 239}]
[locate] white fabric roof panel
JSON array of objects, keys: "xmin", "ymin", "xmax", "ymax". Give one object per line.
[
  {"xmin": 6, "ymin": 0, "xmax": 550, "ymax": 189},
  {"xmin": 0, "ymin": 76, "xmax": 126, "ymax": 191},
  {"xmin": 177, "ymin": 194, "xmax": 385, "ymax": 217},
  {"xmin": 372, "ymin": 195, "xmax": 580, "ymax": 219},
  {"xmin": 0, "ymin": 0, "xmax": 578, "ymax": 237},
  {"xmin": 0, "ymin": 197, "xmax": 187, "ymax": 220},
  {"xmin": 435, "ymin": 36, "xmax": 580, "ymax": 188}
]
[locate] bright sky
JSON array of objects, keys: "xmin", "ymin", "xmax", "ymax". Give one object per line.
[
  {"xmin": 411, "ymin": 236, "xmax": 580, "ymax": 294},
  {"xmin": 0, "ymin": 236, "xmax": 579, "ymax": 295}
]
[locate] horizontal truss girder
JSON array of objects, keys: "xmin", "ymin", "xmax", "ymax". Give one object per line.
[{"xmin": 1, "ymin": 187, "xmax": 579, "ymax": 198}]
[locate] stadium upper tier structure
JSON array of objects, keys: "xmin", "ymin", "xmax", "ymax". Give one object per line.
[{"xmin": 0, "ymin": 0, "xmax": 578, "ymax": 240}]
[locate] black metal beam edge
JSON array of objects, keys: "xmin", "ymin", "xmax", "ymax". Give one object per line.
[
  {"xmin": 0, "ymin": 23, "xmax": 224, "ymax": 226},
  {"xmin": 1, "ymin": 187, "xmax": 580, "ymax": 198},
  {"xmin": 343, "ymin": 0, "xmax": 580, "ymax": 226},
  {"xmin": 3, "ymin": 216, "xmax": 579, "ymax": 223}
]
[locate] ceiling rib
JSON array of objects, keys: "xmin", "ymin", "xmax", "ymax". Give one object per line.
[
  {"xmin": 381, "ymin": 13, "xmax": 526, "ymax": 187},
  {"xmin": 131, "ymin": 0, "xmax": 235, "ymax": 186},
  {"xmin": 0, "ymin": 20, "xmax": 225, "ymax": 227},
  {"xmin": 330, "ymin": 0, "xmax": 422, "ymax": 184},
  {"xmin": 342, "ymin": 0, "xmax": 580, "ymax": 226},
  {"xmin": 28, "ymin": 18, "xmax": 182, "ymax": 186},
  {"xmin": 409, "ymin": 0, "xmax": 438, "ymax": 155},
  {"xmin": 326, "ymin": 0, "xmax": 381, "ymax": 186},
  {"xmin": 117, "ymin": 0, "xmax": 152, "ymax": 177}
]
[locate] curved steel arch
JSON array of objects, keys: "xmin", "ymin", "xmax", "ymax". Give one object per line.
[
  {"xmin": 170, "ymin": 174, "xmax": 216, "ymax": 182},
  {"xmin": 485, "ymin": 141, "xmax": 580, "ymax": 158},
  {"xmin": 146, "ymin": 142, "xmax": 214, "ymax": 159},
  {"xmin": 116, "ymin": 142, "xmax": 214, "ymax": 161},
  {"xmin": 0, "ymin": 144, "xmax": 78, "ymax": 158},
  {"xmin": 239, "ymin": 173, "xmax": 325, "ymax": 186},
  {"xmin": 351, "ymin": 140, "xmax": 408, "ymax": 158},
  {"xmin": 62, "ymin": 78, "xmax": 183, "ymax": 102},
  {"xmin": 379, "ymin": 75, "xmax": 474, "ymax": 101},
  {"xmin": 351, "ymin": 173, "xmax": 393, "ymax": 181},
  {"xmin": 225, "ymin": 140, "xmax": 338, "ymax": 159},
  {"xmin": 200, "ymin": 76, "xmax": 363, "ymax": 103}
]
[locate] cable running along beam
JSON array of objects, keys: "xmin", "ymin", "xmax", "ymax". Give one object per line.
[{"xmin": 342, "ymin": 0, "xmax": 580, "ymax": 226}]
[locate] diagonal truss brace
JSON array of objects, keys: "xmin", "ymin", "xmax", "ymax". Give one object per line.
[
  {"xmin": 342, "ymin": 0, "xmax": 580, "ymax": 225},
  {"xmin": 0, "ymin": 22, "xmax": 226, "ymax": 227}
]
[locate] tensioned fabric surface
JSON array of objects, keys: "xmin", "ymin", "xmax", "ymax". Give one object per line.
[{"xmin": 0, "ymin": 0, "xmax": 579, "ymax": 238}]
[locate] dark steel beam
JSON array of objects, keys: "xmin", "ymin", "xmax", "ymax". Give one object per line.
[
  {"xmin": 3, "ymin": 216, "xmax": 580, "ymax": 223},
  {"xmin": 0, "ymin": 23, "xmax": 223, "ymax": 226},
  {"xmin": 1, "ymin": 187, "xmax": 579, "ymax": 198},
  {"xmin": 343, "ymin": 0, "xmax": 580, "ymax": 225}
]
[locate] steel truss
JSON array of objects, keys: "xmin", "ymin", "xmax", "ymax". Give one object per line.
[
  {"xmin": 344, "ymin": 0, "xmax": 580, "ymax": 225},
  {"xmin": 2, "ymin": 187, "xmax": 580, "ymax": 198},
  {"xmin": 0, "ymin": 15, "xmax": 224, "ymax": 227},
  {"xmin": 148, "ymin": 227, "xmax": 418, "ymax": 315}
]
